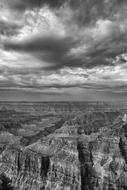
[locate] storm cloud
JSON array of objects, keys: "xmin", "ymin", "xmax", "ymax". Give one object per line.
[
  {"xmin": 3, "ymin": 25, "xmax": 127, "ymax": 70},
  {"xmin": 1, "ymin": 0, "xmax": 127, "ymax": 101},
  {"xmin": 4, "ymin": 35, "xmax": 84, "ymax": 70},
  {"xmin": 4, "ymin": 0, "xmax": 66, "ymax": 11}
]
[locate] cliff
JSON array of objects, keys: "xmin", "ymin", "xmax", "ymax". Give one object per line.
[
  {"xmin": 0, "ymin": 110, "xmax": 127, "ymax": 190},
  {"xmin": 0, "ymin": 124, "xmax": 81, "ymax": 190}
]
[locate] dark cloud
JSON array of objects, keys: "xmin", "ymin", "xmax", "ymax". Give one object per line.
[
  {"xmin": 0, "ymin": 88, "xmax": 65, "ymax": 97},
  {"xmin": 88, "ymin": 34, "xmax": 127, "ymax": 58},
  {"xmin": 3, "ymin": 0, "xmax": 127, "ymax": 71},
  {"xmin": 5, "ymin": 0, "xmax": 66, "ymax": 11},
  {"xmin": 22, "ymin": 84, "xmax": 79, "ymax": 89},
  {"xmin": 0, "ymin": 20, "xmax": 21, "ymax": 37},
  {"xmin": 5, "ymin": 0, "xmax": 43, "ymax": 11},
  {"xmin": 5, "ymin": 0, "xmax": 127, "ymax": 21},
  {"xmin": 55, "ymin": 0, "xmax": 127, "ymax": 27},
  {"xmin": 81, "ymin": 83, "xmax": 127, "ymax": 92},
  {"xmin": 4, "ymin": 31, "xmax": 127, "ymax": 70},
  {"xmin": 1, "ymin": 0, "xmax": 127, "ymax": 102},
  {"xmin": 4, "ymin": 35, "xmax": 73, "ymax": 52},
  {"xmin": 83, "ymin": 32, "xmax": 127, "ymax": 68},
  {"xmin": 26, "ymin": 82, "xmax": 127, "ymax": 93},
  {"xmin": 4, "ymin": 35, "xmax": 84, "ymax": 70}
]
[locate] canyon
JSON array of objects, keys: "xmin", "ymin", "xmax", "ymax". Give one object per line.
[{"xmin": 0, "ymin": 102, "xmax": 127, "ymax": 190}]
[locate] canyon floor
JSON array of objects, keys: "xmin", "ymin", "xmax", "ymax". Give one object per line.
[{"xmin": 0, "ymin": 102, "xmax": 127, "ymax": 190}]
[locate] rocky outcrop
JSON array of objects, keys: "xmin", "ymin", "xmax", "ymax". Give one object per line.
[
  {"xmin": 0, "ymin": 123, "xmax": 81, "ymax": 190},
  {"xmin": 0, "ymin": 108, "xmax": 127, "ymax": 190},
  {"xmin": 77, "ymin": 128, "xmax": 127, "ymax": 190},
  {"xmin": 119, "ymin": 136, "xmax": 127, "ymax": 163},
  {"xmin": 77, "ymin": 141, "xmax": 95, "ymax": 190},
  {"xmin": 0, "ymin": 148, "xmax": 50, "ymax": 190}
]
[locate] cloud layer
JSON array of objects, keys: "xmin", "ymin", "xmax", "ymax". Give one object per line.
[{"xmin": 0, "ymin": 0, "xmax": 127, "ymax": 101}]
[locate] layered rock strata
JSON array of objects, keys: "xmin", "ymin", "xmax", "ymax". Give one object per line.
[
  {"xmin": 0, "ymin": 111, "xmax": 127, "ymax": 190},
  {"xmin": 0, "ymin": 124, "xmax": 81, "ymax": 190}
]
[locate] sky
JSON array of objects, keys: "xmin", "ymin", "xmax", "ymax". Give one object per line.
[{"xmin": 0, "ymin": 0, "xmax": 127, "ymax": 101}]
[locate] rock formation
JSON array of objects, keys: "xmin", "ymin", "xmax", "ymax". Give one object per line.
[{"xmin": 0, "ymin": 102, "xmax": 127, "ymax": 190}]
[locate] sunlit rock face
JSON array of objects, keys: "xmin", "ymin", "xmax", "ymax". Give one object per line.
[{"xmin": 0, "ymin": 103, "xmax": 127, "ymax": 190}]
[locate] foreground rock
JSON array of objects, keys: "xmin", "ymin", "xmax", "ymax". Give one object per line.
[{"xmin": 0, "ymin": 124, "xmax": 81, "ymax": 190}]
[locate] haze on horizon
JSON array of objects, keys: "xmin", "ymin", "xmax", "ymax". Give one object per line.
[{"xmin": 0, "ymin": 0, "xmax": 127, "ymax": 102}]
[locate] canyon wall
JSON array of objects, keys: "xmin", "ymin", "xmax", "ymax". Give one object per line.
[
  {"xmin": 0, "ymin": 110, "xmax": 127, "ymax": 190},
  {"xmin": 0, "ymin": 124, "xmax": 81, "ymax": 190}
]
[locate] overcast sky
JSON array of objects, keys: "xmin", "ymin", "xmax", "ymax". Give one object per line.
[{"xmin": 0, "ymin": 0, "xmax": 127, "ymax": 101}]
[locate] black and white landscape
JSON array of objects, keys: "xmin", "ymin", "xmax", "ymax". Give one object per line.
[{"xmin": 0, "ymin": 0, "xmax": 127, "ymax": 190}]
